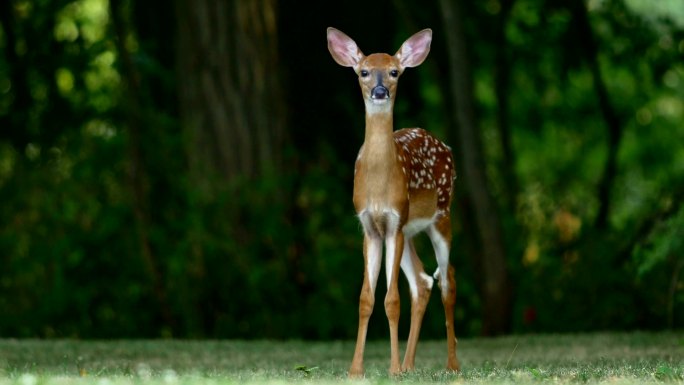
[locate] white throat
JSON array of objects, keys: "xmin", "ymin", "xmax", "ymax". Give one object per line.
[{"xmin": 365, "ymin": 99, "xmax": 393, "ymax": 115}]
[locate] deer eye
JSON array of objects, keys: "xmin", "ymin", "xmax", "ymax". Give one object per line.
[
  {"xmin": 390, "ymin": 69, "xmax": 399, "ymax": 77},
  {"xmin": 360, "ymin": 70, "xmax": 369, "ymax": 77}
]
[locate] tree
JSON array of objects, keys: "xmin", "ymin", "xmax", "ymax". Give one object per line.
[
  {"xmin": 1, "ymin": 0, "xmax": 684, "ymax": 338},
  {"xmin": 176, "ymin": 0, "xmax": 286, "ymax": 185},
  {"xmin": 439, "ymin": 0, "xmax": 513, "ymax": 335},
  {"xmin": 565, "ymin": 0, "xmax": 624, "ymax": 230}
]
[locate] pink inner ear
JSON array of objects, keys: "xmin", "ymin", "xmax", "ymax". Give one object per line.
[
  {"xmin": 328, "ymin": 29, "xmax": 360, "ymax": 67},
  {"xmin": 399, "ymin": 30, "xmax": 432, "ymax": 68}
]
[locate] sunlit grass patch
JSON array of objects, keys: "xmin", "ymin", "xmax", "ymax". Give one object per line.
[{"xmin": 0, "ymin": 332, "xmax": 682, "ymax": 384}]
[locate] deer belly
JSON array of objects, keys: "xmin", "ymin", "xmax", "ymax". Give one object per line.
[{"xmin": 403, "ymin": 217, "xmax": 435, "ymax": 238}]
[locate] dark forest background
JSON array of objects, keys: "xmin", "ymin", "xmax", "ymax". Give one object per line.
[{"xmin": 1, "ymin": 0, "xmax": 683, "ymax": 339}]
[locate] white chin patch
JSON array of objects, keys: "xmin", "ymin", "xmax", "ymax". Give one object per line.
[{"xmin": 365, "ymin": 99, "xmax": 392, "ymax": 115}]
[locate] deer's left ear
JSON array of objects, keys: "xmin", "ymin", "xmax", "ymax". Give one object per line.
[{"xmin": 395, "ymin": 29, "xmax": 432, "ymax": 69}]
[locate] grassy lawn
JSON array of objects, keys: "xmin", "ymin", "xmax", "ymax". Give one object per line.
[{"xmin": 0, "ymin": 332, "xmax": 682, "ymax": 384}]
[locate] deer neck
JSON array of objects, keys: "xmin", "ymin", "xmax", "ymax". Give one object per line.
[
  {"xmin": 362, "ymin": 106, "xmax": 396, "ymax": 170},
  {"xmin": 356, "ymin": 106, "xmax": 400, "ymax": 214}
]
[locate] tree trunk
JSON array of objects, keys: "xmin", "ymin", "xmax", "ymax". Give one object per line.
[
  {"xmin": 175, "ymin": 0, "xmax": 285, "ymax": 186},
  {"xmin": 494, "ymin": 0, "xmax": 518, "ymax": 211},
  {"xmin": 439, "ymin": 0, "xmax": 512, "ymax": 335},
  {"xmin": 174, "ymin": 0, "xmax": 288, "ymax": 336},
  {"xmin": 568, "ymin": 0, "xmax": 623, "ymax": 230},
  {"xmin": 110, "ymin": 0, "xmax": 174, "ymax": 332}
]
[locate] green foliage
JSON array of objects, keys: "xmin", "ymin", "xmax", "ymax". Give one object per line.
[
  {"xmin": 632, "ymin": 205, "xmax": 684, "ymax": 328},
  {"xmin": 635, "ymin": 206, "xmax": 684, "ymax": 277},
  {"xmin": 1, "ymin": 0, "xmax": 684, "ymax": 338}
]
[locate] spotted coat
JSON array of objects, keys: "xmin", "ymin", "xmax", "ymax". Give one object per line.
[{"xmin": 394, "ymin": 127, "xmax": 456, "ymax": 212}]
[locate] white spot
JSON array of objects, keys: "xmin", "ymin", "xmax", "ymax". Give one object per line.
[{"xmin": 420, "ymin": 272, "xmax": 435, "ymax": 290}]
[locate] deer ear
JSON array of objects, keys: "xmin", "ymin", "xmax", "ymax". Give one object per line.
[
  {"xmin": 395, "ymin": 29, "xmax": 432, "ymax": 69},
  {"xmin": 327, "ymin": 27, "xmax": 364, "ymax": 68}
]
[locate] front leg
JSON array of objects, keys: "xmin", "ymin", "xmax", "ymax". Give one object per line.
[
  {"xmin": 384, "ymin": 229, "xmax": 405, "ymax": 375},
  {"xmin": 349, "ymin": 233, "xmax": 382, "ymax": 378}
]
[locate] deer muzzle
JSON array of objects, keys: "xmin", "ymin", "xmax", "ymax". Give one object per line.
[{"xmin": 371, "ymin": 85, "xmax": 390, "ymax": 100}]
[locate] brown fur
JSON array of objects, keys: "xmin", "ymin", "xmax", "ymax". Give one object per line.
[{"xmin": 328, "ymin": 27, "xmax": 460, "ymax": 377}]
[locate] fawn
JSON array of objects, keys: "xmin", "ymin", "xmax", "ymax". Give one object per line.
[{"xmin": 326, "ymin": 28, "xmax": 460, "ymax": 377}]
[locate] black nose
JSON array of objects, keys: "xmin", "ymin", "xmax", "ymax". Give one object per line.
[{"xmin": 371, "ymin": 86, "xmax": 389, "ymax": 99}]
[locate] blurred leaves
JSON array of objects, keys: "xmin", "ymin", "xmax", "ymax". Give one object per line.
[{"xmin": 0, "ymin": 0, "xmax": 683, "ymax": 338}]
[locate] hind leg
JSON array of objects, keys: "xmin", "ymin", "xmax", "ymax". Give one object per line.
[
  {"xmin": 428, "ymin": 216, "xmax": 460, "ymax": 371},
  {"xmin": 399, "ymin": 237, "xmax": 433, "ymax": 371}
]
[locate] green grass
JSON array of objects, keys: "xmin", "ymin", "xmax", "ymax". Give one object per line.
[{"xmin": 0, "ymin": 332, "xmax": 682, "ymax": 384}]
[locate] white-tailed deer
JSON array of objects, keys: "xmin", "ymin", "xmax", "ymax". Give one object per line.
[{"xmin": 327, "ymin": 27, "xmax": 460, "ymax": 377}]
